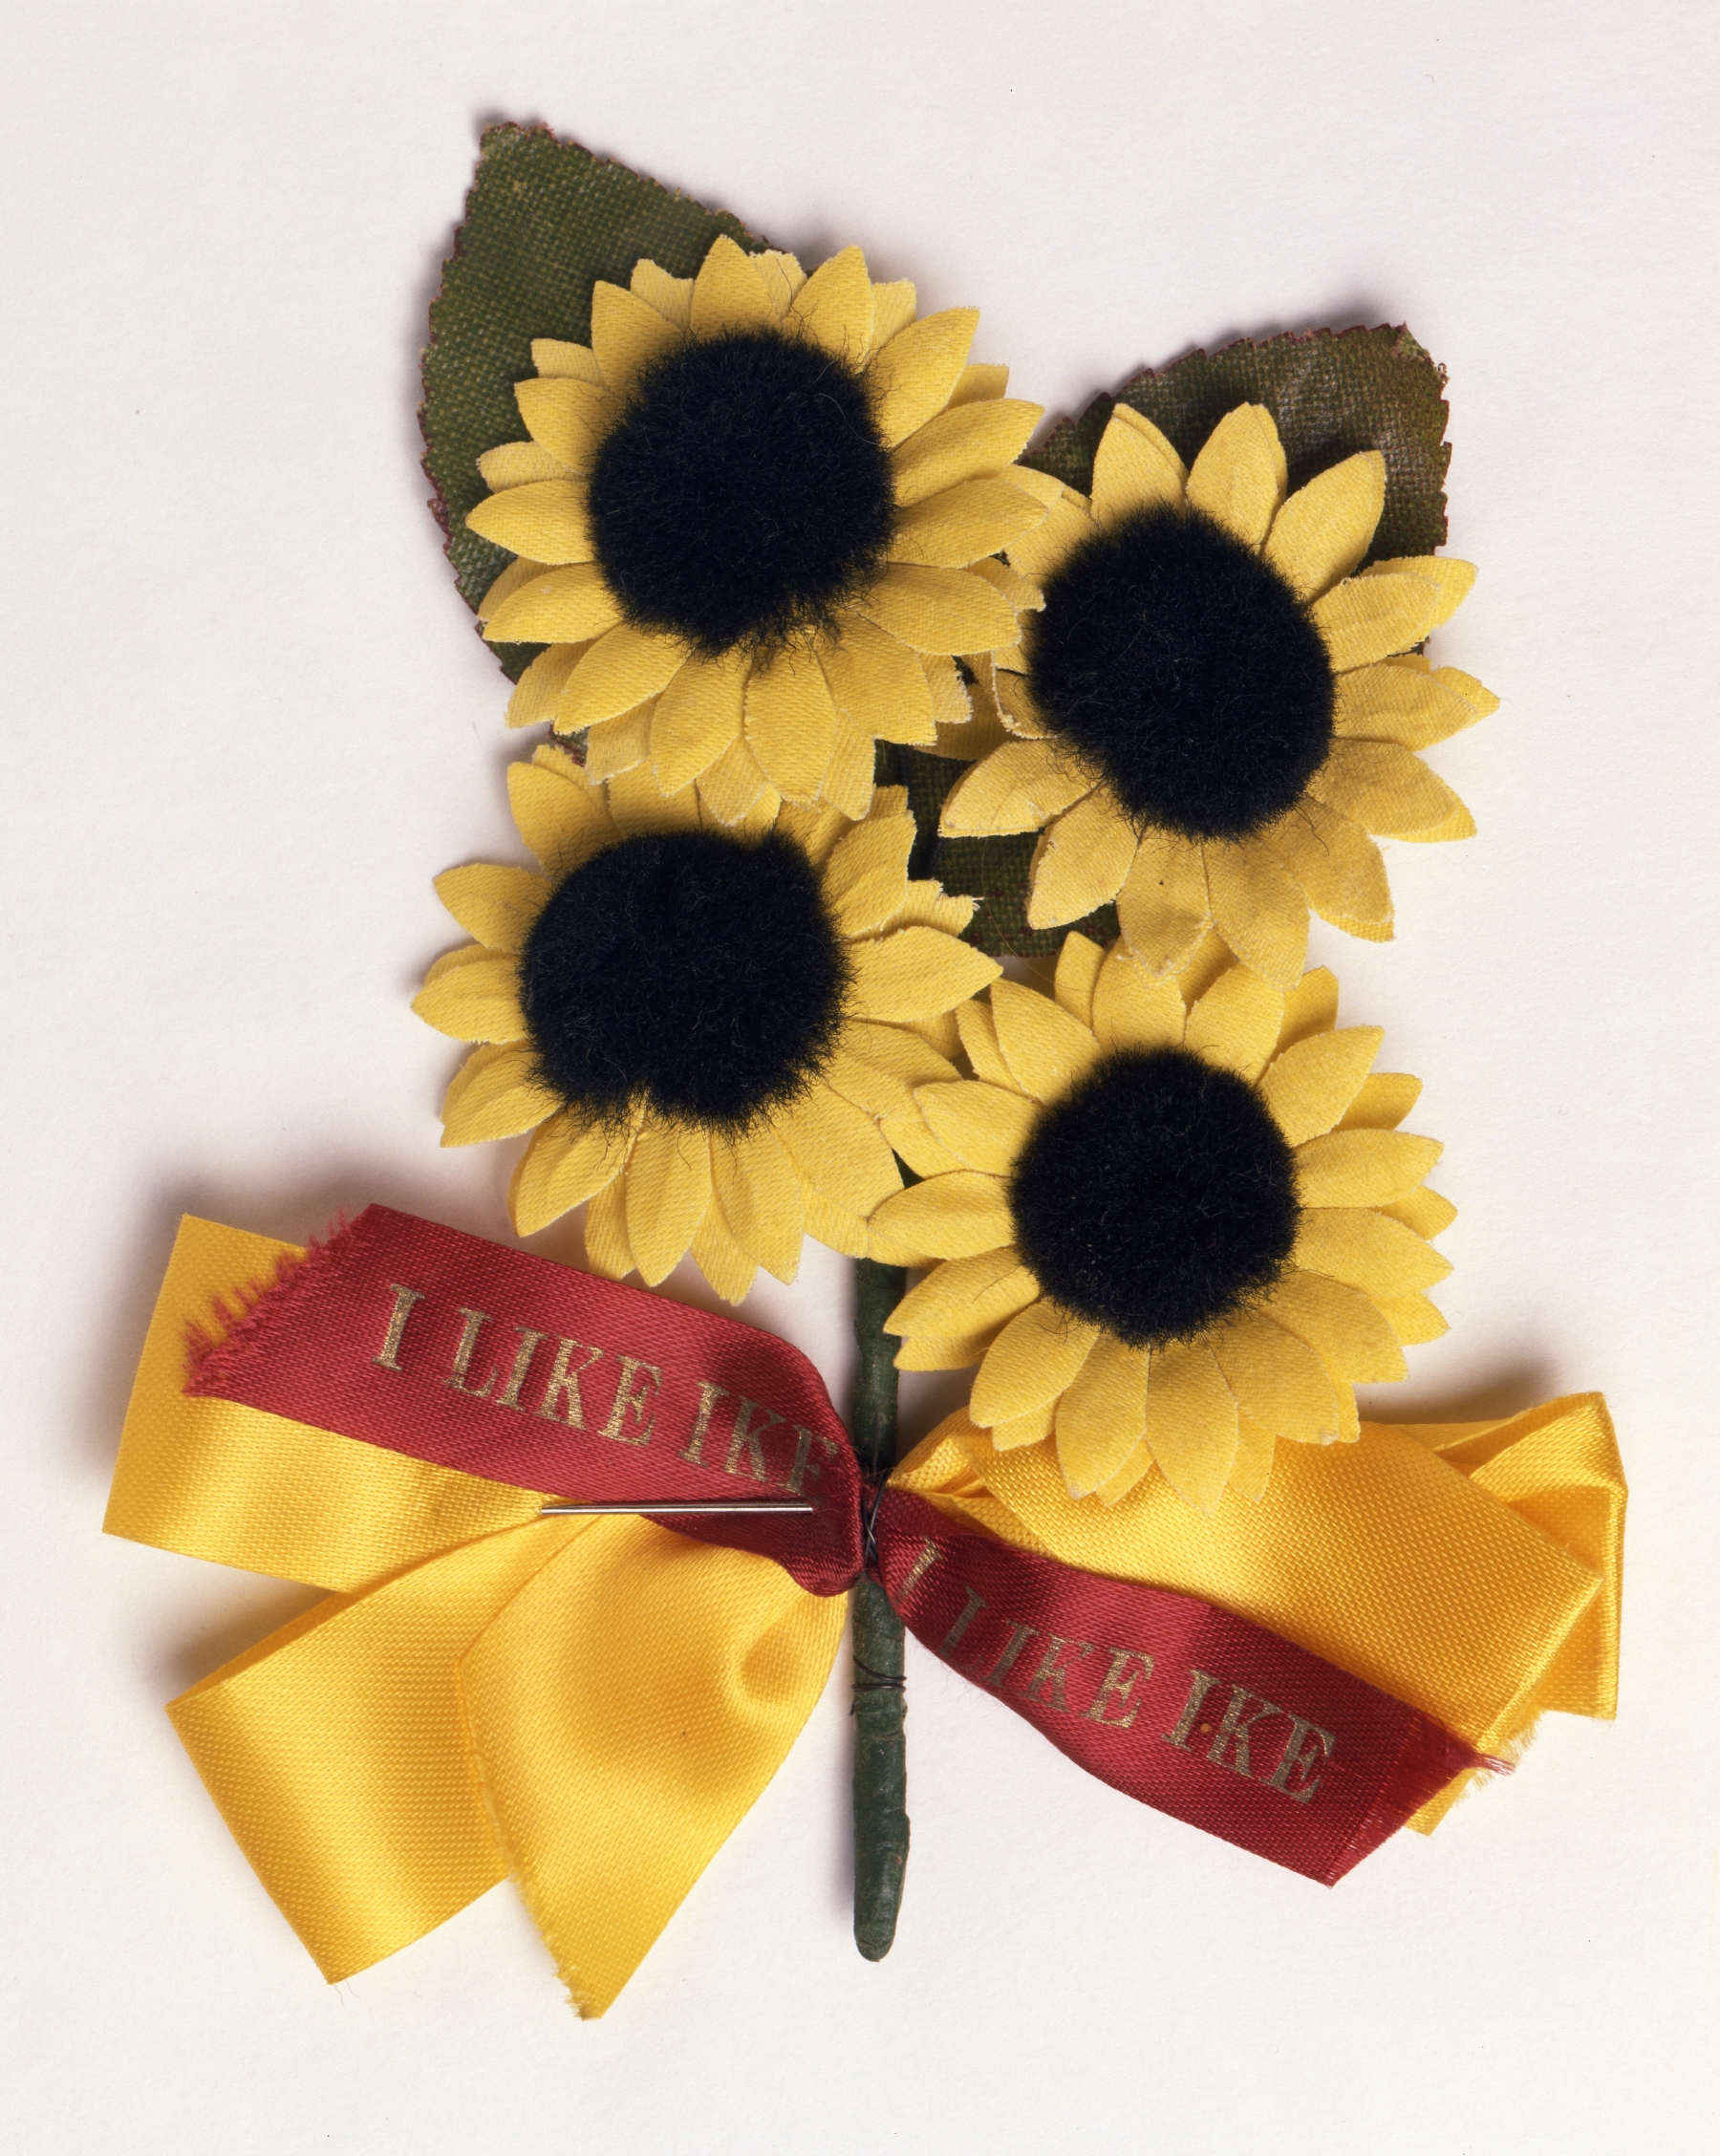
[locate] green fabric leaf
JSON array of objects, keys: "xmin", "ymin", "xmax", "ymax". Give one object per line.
[
  {"xmin": 420, "ymin": 124, "xmax": 766, "ymax": 682},
  {"xmin": 1028, "ymin": 327, "xmax": 1450, "ymax": 561},
  {"xmin": 935, "ymin": 329, "xmax": 1451, "ymax": 957}
]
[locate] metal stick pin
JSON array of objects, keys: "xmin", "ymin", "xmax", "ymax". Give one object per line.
[{"xmin": 537, "ymin": 1499, "xmax": 816, "ymax": 1517}]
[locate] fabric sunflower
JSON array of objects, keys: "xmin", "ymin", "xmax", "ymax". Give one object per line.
[
  {"xmin": 413, "ymin": 752, "xmax": 1001, "ymax": 1302},
  {"xmin": 938, "ymin": 401, "xmax": 1498, "ymax": 987},
  {"xmin": 871, "ymin": 932, "xmax": 1453, "ymax": 1512},
  {"xmin": 463, "ymin": 234, "xmax": 1047, "ymax": 825}
]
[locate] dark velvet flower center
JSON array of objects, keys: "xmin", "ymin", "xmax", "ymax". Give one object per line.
[
  {"xmin": 1023, "ymin": 504, "xmax": 1336, "ymax": 842},
  {"xmin": 518, "ymin": 829, "xmax": 849, "ymax": 1128},
  {"xmin": 1007, "ymin": 1045, "xmax": 1300, "ymax": 1348},
  {"xmin": 585, "ymin": 328, "xmax": 897, "ymax": 657}
]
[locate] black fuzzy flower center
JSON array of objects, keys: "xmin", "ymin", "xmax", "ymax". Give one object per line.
[
  {"xmin": 585, "ymin": 328, "xmax": 897, "ymax": 657},
  {"xmin": 519, "ymin": 829, "xmax": 849, "ymax": 1128},
  {"xmin": 1007, "ymin": 1046, "xmax": 1300, "ymax": 1348},
  {"xmin": 1024, "ymin": 505, "xmax": 1336, "ymax": 841}
]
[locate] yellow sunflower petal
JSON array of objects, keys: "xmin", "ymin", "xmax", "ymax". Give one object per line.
[
  {"xmin": 624, "ymin": 1121, "xmax": 713, "ymax": 1286},
  {"xmin": 821, "ymin": 812, "xmax": 914, "ymax": 936},
  {"xmin": 689, "ymin": 235, "xmax": 777, "ymax": 337},
  {"xmin": 467, "ymin": 479, "xmax": 594, "ymax": 565},
  {"xmin": 1026, "ymin": 789, "xmax": 1141, "ymax": 928},
  {"xmin": 1101, "ymin": 1443, "xmax": 1153, "ymax": 1504},
  {"xmin": 557, "ymin": 624, "xmax": 687, "ymax": 733},
  {"xmin": 1339, "ymin": 1072, "xmax": 1422, "ymax": 1132},
  {"xmin": 507, "ymin": 747, "xmax": 614, "ymax": 873},
  {"xmin": 1258, "ymin": 1025, "xmax": 1385, "ymax": 1145},
  {"xmin": 1363, "ymin": 555, "xmax": 1475, "ymax": 629},
  {"xmin": 478, "ymin": 441, "xmax": 568, "ymax": 490},
  {"xmin": 1004, "ymin": 488, "xmax": 1095, "ymax": 583},
  {"xmin": 478, "ymin": 555, "xmax": 547, "ymax": 623},
  {"xmin": 505, "ymin": 644, "xmax": 584, "ymax": 732},
  {"xmin": 888, "ymin": 477, "xmax": 1046, "ymax": 569},
  {"xmin": 1229, "ymin": 1412, "xmax": 1277, "ymax": 1500},
  {"xmin": 868, "ymin": 1173, "xmax": 1015, "ymax": 1263},
  {"xmin": 1258, "ymin": 797, "xmax": 1393, "ymax": 932},
  {"xmin": 1208, "ymin": 1309, "xmax": 1344, "ymax": 1446},
  {"xmin": 484, "ymin": 564, "xmax": 623, "ymax": 646},
  {"xmin": 413, "ymin": 952, "xmax": 527, "ymax": 1042},
  {"xmin": 1184, "ymin": 404, "xmax": 1286, "ymax": 549},
  {"xmin": 1379, "ymin": 1184, "xmax": 1455, "ymax": 1240},
  {"xmin": 1053, "ymin": 1332, "xmax": 1152, "ymax": 1498},
  {"xmin": 1089, "ymin": 406, "xmax": 1187, "ymax": 527},
  {"xmin": 989, "ymin": 980, "xmax": 1102, "ymax": 1102},
  {"xmin": 1334, "ymin": 662, "xmax": 1492, "ymax": 749},
  {"xmin": 696, "ymin": 734, "xmax": 776, "ymax": 826},
  {"xmin": 888, "ymin": 399, "xmax": 1044, "ymax": 507},
  {"xmin": 1295, "ymin": 1127, "xmax": 1442, "ymax": 1207},
  {"xmin": 710, "ymin": 1123, "xmax": 804, "ymax": 1283},
  {"xmin": 849, "ymin": 926, "xmax": 1001, "ymax": 1024},
  {"xmin": 583, "ymin": 1178, "xmax": 634, "ymax": 1281},
  {"xmin": 1307, "ymin": 740, "xmax": 1473, "ymax": 840},
  {"xmin": 937, "ymin": 737, "xmax": 1095, "ymax": 837},
  {"xmin": 879, "ymin": 1105, "xmax": 971, "ymax": 1179},
  {"xmin": 820, "ymin": 706, "xmax": 875, "ymax": 822},
  {"xmin": 1090, "ymin": 944, "xmax": 1185, "ymax": 1054},
  {"xmin": 1176, "ymin": 926, "xmax": 1234, "ymax": 1004},
  {"xmin": 691, "ymin": 1206, "xmax": 757, "ymax": 1305},
  {"xmin": 513, "ymin": 376, "xmax": 611, "ymax": 471},
  {"xmin": 971, "ymin": 1300, "xmax": 1100, "ymax": 1427},
  {"xmin": 843, "ymin": 1018, "xmax": 958, "ymax": 1092},
  {"xmin": 529, "ymin": 338, "xmax": 603, "ymax": 382},
  {"xmin": 422, "ymin": 941, "xmax": 501, "ymax": 990},
  {"xmin": 1276, "ymin": 965, "xmax": 1341, "ymax": 1052},
  {"xmin": 774, "ymin": 1079, "xmax": 902, "ymax": 1215},
  {"xmin": 1203, "ymin": 841, "xmax": 1309, "ymax": 990},
  {"xmin": 1262, "ymin": 1271, "xmax": 1407, "ymax": 1384},
  {"xmin": 866, "ymin": 280, "xmax": 916, "ymax": 356},
  {"xmin": 1374, "ymin": 1293, "xmax": 1450, "ymax": 1347},
  {"xmin": 433, "ymin": 863, "xmax": 551, "ymax": 952},
  {"xmin": 824, "ymin": 1042, "xmax": 914, "ymax": 1120},
  {"xmin": 981, "ymin": 1401, "xmax": 1051, "ymax": 1452},
  {"xmin": 648, "ymin": 648, "xmax": 748, "ymax": 795},
  {"xmin": 744, "ymin": 645, "xmax": 838, "ymax": 805},
  {"xmin": 1142, "ymin": 1343, "xmax": 1240, "ymax": 1514},
  {"xmin": 1260, "ymin": 451, "xmax": 1386, "ymax": 601},
  {"xmin": 581, "ymin": 701, "xmax": 654, "ymax": 785},
  {"xmin": 867, "ymin": 309, "xmax": 979, "ymax": 447},
  {"xmin": 817, "ymin": 614, "xmax": 937, "ymax": 745},
  {"xmin": 1294, "ymin": 1208, "xmax": 1451, "ymax": 1300},
  {"xmin": 951, "ymin": 361, "xmax": 1008, "ymax": 405},
  {"xmin": 806, "ymin": 1187, "xmax": 871, "ymax": 1260},
  {"xmin": 748, "ymin": 250, "xmax": 806, "ymax": 318},
  {"xmin": 1182, "ymin": 964, "xmax": 1284, "ymax": 1083},
  {"xmin": 914, "ymin": 1080, "xmax": 1040, "ymax": 1174},
  {"xmin": 887, "ymin": 1248, "xmax": 1042, "ymax": 1337},
  {"xmin": 630, "ymin": 260, "xmax": 695, "ymax": 332},
  {"xmin": 893, "ymin": 1328, "xmax": 1000, "ymax": 1372},
  {"xmin": 1053, "ymin": 931, "xmax": 1105, "ymax": 1029},
  {"xmin": 1115, "ymin": 830, "xmax": 1212, "ymax": 977},
  {"xmin": 786, "ymin": 244, "xmax": 874, "ymax": 363},
  {"xmin": 955, "ymin": 999, "xmax": 1025, "ymax": 1093},
  {"xmin": 509, "ymin": 1110, "xmax": 637, "ymax": 1237},
  {"xmin": 590, "ymin": 282, "xmax": 682, "ymax": 395},
  {"xmin": 1311, "ymin": 571, "xmax": 1446, "ymax": 672},
  {"xmin": 604, "ymin": 762, "xmax": 701, "ymax": 835},
  {"xmin": 856, "ymin": 563, "xmax": 1018, "ymax": 656},
  {"xmin": 439, "ymin": 1045, "xmax": 559, "ymax": 1148}
]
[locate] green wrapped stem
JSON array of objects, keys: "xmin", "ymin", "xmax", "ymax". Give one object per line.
[{"xmin": 850, "ymin": 1256, "xmax": 909, "ymax": 1961}]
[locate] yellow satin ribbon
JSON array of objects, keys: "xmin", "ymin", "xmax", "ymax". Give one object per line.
[{"xmin": 106, "ymin": 1217, "xmax": 1623, "ymax": 2015}]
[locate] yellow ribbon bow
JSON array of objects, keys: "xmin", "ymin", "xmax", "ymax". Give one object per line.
[{"xmin": 106, "ymin": 1217, "xmax": 1623, "ymax": 2016}]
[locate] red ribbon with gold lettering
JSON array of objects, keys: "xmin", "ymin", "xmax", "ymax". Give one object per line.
[{"xmin": 183, "ymin": 1204, "xmax": 1484, "ymax": 1883}]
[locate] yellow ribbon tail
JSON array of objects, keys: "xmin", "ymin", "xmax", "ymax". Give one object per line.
[
  {"xmin": 167, "ymin": 1516, "xmax": 843, "ymax": 2015},
  {"xmin": 892, "ymin": 1391, "xmax": 1624, "ymax": 1828}
]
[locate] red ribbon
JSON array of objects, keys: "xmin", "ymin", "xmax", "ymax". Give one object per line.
[{"xmin": 190, "ymin": 1205, "xmax": 1482, "ymax": 1885}]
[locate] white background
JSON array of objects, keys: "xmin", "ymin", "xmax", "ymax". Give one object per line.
[{"xmin": 3, "ymin": 5, "xmax": 1716, "ymax": 2150}]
